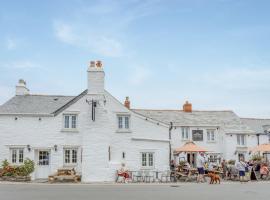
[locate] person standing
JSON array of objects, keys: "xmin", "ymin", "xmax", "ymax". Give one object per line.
[
  {"xmin": 196, "ymin": 152, "xmax": 206, "ymax": 183},
  {"xmin": 236, "ymin": 157, "xmax": 247, "ymax": 183}
]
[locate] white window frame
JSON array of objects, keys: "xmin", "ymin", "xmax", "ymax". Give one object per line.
[
  {"xmin": 207, "ymin": 129, "xmax": 216, "ymax": 142},
  {"xmin": 64, "ymin": 148, "xmax": 78, "ymax": 166},
  {"xmin": 141, "ymin": 152, "xmax": 155, "ymax": 169},
  {"xmin": 117, "ymin": 114, "xmax": 131, "ymax": 132},
  {"xmin": 62, "ymin": 114, "xmax": 78, "ymax": 131},
  {"xmin": 181, "ymin": 127, "xmax": 189, "ymax": 140},
  {"xmin": 10, "ymin": 148, "xmax": 24, "ymax": 165},
  {"xmin": 237, "ymin": 134, "xmax": 246, "ymax": 146}
]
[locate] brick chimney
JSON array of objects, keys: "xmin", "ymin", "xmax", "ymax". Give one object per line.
[
  {"xmin": 124, "ymin": 97, "xmax": 130, "ymax": 109},
  {"xmin": 16, "ymin": 79, "xmax": 29, "ymax": 95},
  {"xmin": 183, "ymin": 101, "xmax": 192, "ymax": 112}
]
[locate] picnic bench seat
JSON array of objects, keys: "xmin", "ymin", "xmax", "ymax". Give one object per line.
[{"xmin": 48, "ymin": 168, "xmax": 81, "ymax": 183}]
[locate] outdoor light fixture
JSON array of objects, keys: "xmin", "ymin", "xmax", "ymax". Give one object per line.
[
  {"xmin": 54, "ymin": 144, "xmax": 58, "ymax": 152},
  {"xmin": 27, "ymin": 145, "xmax": 31, "ymax": 152}
]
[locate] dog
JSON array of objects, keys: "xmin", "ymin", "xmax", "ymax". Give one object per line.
[{"xmin": 207, "ymin": 172, "xmax": 221, "ymax": 184}]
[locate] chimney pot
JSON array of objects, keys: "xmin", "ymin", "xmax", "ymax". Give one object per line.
[
  {"xmin": 90, "ymin": 61, "xmax": 95, "ymax": 68},
  {"xmin": 16, "ymin": 79, "xmax": 29, "ymax": 95},
  {"xmin": 183, "ymin": 101, "xmax": 192, "ymax": 112},
  {"xmin": 96, "ymin": 60, "xmax": 102, "ymax": 68},
  {"xmin": 124, "ymin": 96, "xmax": 130, "ymax": 109}
]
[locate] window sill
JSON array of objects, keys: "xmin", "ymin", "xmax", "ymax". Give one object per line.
[
  {"xmin": 181, "ymin": 139, "xmax": 190, "ymax": 141},
  {"xmin": 140, "ymin": 167, "xmax": 155, "ymax": 170},
  {"xmin": 61, "ymin": 129, "xmax": 79, "ymax": 133},
  {"xmin": 207, "ymin": 140, "xmax": 216, "ymax": 143},
  {"xmin": 115, "ymin": 129, "xmax": 132, "ymax": 133},
  {"xmin": 63, "ymin": 163, "xmax": 78, "ymax": 167}
]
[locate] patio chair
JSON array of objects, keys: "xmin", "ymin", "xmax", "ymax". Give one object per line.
[
  {"xmin": 144, "ymin": 171, "xmax": 155, "ymax": 183},
  {"xmin": 133, "ymin": 171, "xmax": 144, "ymax": 182},
  {"xmin": 160, "ymin": 170, "xmax": 171, "ymax": 183}
]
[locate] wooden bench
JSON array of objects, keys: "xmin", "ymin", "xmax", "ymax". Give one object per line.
[
  {"xmin": 49, "ymin": 174, "xmax": 81, "ymax": 183},
  {"xmin": 48, "ymin": 168, "xmax": 81, "ymax": 183}
]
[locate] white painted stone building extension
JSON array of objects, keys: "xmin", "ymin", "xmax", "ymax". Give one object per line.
[{"xmin": 0, "ymin": 61, "xmax": 269, "ymax": 182}]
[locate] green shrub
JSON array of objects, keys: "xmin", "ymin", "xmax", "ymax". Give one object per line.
[
  {"xmin": 228, "ymin": 160, "xmax": 236, "ymax": 165},
  {"xmin": 251, "ymin": 154, "xmax": 263, "ymax": 162},
  {"xmin": 1, "ymin": 158, "xmax": 35, "ymax": 177}
]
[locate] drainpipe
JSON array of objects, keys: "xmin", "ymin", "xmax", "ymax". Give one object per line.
[
  {"xmin": 256, "ymin": 133, "xmax": 260, "ymax": 146},
  {"xmin": 169, "ymin": 122, "xmax": 173, "ymax": 167}
]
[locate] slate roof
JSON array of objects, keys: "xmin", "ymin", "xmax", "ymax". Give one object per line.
[
  {"xmin": 132, "ymin": 109, "xmax": 254, "ymax": 134},
  {"xmin": 241, "ymin": 118, "xmax": 270, "ymax": 134},
  {"xmin": 0, "ymin": 94, "xmax": 75, "ymax": 115}
]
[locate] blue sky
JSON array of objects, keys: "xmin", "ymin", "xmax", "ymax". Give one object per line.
[{"xmin": 1, "ymin": 0, "xmax": 270, "ymax": 118}]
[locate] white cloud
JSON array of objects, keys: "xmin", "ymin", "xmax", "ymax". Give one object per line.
[
  {"xmin": 53, "ymin": 21, "xmax": 124, "ymax": 57},
  {"xmin": 0, "ymin": 61, "xmax": 41, "ymax": 70},
  {"xmin": 6, "ymin": 38, "xmax": 17, "ymax": 50},
  {"xmin": 129, "ymin": 65, "xmax": 152, "ymax": 86}
]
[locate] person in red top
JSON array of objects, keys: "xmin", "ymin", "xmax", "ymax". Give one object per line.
[{"xmin": 118, "ymin": 163, "xmax": 130, "ymax": 183}]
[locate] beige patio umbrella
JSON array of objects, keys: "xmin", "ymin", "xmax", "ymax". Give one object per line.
[
  {"xmin": 251, "ymin": 143, "xmax": 270, "ymax": 153},
  {"xmin": 174, "ymin": 141, "xmax": 208, "ymax": 154}
]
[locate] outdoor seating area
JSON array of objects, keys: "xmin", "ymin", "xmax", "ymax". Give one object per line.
[
  {"xmin": 48, "ymin": 168, "xmax": 81, "ymax": 183},
  {"xmin": 116, "ymin": 170, "xmax": 175, "ymax": 183}
]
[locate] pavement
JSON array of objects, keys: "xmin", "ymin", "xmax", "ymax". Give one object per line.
[{"xmin": 0, "ymin": 181, "xmax": 269, "ymax": 200}]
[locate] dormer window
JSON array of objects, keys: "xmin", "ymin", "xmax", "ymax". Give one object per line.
[{"xmin": 63, "ymin": 114, "xmax": 78, "ymax": 130}]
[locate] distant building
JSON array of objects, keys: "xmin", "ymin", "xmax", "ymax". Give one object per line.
[{"xmin": 0, "ymin": 61, "xmax": 268, "ymax": 182}]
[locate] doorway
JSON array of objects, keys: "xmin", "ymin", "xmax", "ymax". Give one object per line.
[{"xmin": 35, "ymin": 150, "xmax": 51, "ymax": 179}]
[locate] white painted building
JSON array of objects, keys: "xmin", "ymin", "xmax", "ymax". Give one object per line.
[{"xmin": 0, "ymin": 61, "xmax": 269, "ymax": 182}]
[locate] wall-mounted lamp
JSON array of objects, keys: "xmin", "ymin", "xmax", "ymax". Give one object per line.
[
  {"xmin": 15, "ymin": 117, "xmax": 18, "ymax": 120},
  {"xmin": 54, "ymin": 145, "xmax": 58, "ymax": 152},
  {"xmin": 27, "ymin": 144, "xmax": 31, "ymax": 152},
  {"xmin": 39, "ymin": 117, "xmax": 42, "ymax": 121}
]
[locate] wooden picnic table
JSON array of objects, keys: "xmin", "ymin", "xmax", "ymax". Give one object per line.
[{"xmin": 48, "ymin": 168, "xmax": 81, "ymax": 183}]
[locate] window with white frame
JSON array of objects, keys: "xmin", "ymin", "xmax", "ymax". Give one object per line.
[
  {"xmin": 141, "ymin": 152, "xmax": 154, "ymax": 168},
  {"xmin": 207, "ymin": 129, "xmax": 216, "ymax": 142},
  {"xmin": 10, "ymin": 148, "xmax": 24, "ymax": 164},
  {"xmin": 63, "ymin": 114, "xmax": 78, "ymax": 129},
  {"xmin": 64, "ymin": 148, "xmax": 78, "ymax": 165},
  {"xmin": 181, "ymin": 127, "xmax": 189, "ymax": 140},
  {"xmin": 237, "ymin": 134, "xmax": 246, "ymax": 146},
  {"xmin": 117, "ymin": 115, "xmax": 130, "ymax": 130}
]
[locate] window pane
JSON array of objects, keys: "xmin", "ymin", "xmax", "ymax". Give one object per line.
[
  {"xmin": 142, "ymin": 153, "xmax": 147, "ymax": 166},
  {"xmin": 64, "ymin": 116, "xmax": 70, "ymax": 128},
  {"xmin": 12, "ymin": 149, "xmax": 17, "ymax": 163},
  {"xmin": 118, "ymin": 117, "xmax": 123, "ymax": 129},
  {"xmin": 148, "ymin": 153, "xmax": 153, "ymax": 166},
  {"xmin": 39, "ymin": 151, "xmax": 49, "ymax": 165},
  {"xmin": 65, "ymin": 149, "xmax": 70, "ymax": 163},
  {"xmin": 207, "ymin": 132, "xmax": 210, "ymax": 141},
  {"xmin": 211, "ymin": 133, "xmax": 215, "ymax": 141},
  {"xmin": 241, "ymin": 135, "xmax": 245, "ymax": 145},
  {"xmin": 19, "ymin": 149, "xmax": 24, "ymax": 163},
  {"xmin": 71, "ymin": 116, "xmax": 77, "ymax": 129},
  {"xmin": 237, "ymin": 135, "xmax": 240, "ymax": 145},
  {"xmin": 125, "ymin": 117, "xmax": 129, "ymax": 129},
  {"xmin": 185, "ymin": 128, "xmax": 189, "ymax": 139},
  {"xmin": 72, "ymin": 149, "xmax": 77, "ymax": 163},
  {"xmin": 181, "ymin": 128, "xmax": 185, "ymax": 138}
]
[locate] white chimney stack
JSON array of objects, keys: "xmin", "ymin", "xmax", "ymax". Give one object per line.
[
  {"xmin": 87, "ymin": 60, "xmax": 105, "ymax": 95},
  {"xmin": 16, "ymin": 79, "xmax": 29, "ymax": 95}
]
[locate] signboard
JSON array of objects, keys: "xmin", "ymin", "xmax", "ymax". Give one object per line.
[{"xmin": 192, "ymin": 130, "xmax": 203, "ymax": 141}]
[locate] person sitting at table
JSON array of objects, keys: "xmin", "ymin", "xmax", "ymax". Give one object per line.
[
  {"xmin": 118, "ymin": 163, "xmax": 130, "ymax": 183},
  {"xmin": 260, "ymin": 163, "xmax": 269, "ymax": 179}
]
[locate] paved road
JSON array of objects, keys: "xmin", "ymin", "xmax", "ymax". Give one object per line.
[{"xmin": 0, "ymin": 182, "xmax": 269, "ymax": 200}]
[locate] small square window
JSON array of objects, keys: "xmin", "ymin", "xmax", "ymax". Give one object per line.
[
  {"xmin": 63, "ymin": 114, "xmax": 78, "ymax": 130},
  {"xmin": 117, "ymin": 115, "xmax": 130, "ymax": 130}
]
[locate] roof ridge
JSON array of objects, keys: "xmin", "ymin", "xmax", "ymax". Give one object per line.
[
  {"xmin": 241, "ymin": 117, "xmax": 270, "ymax": 120},
  {"xmin": 132, "ymin": 108, "xmax": 234, "ymax": 112},
  {"xmin": 21, "ymin": 94, "xmax": 75, "ymax": 97}
]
